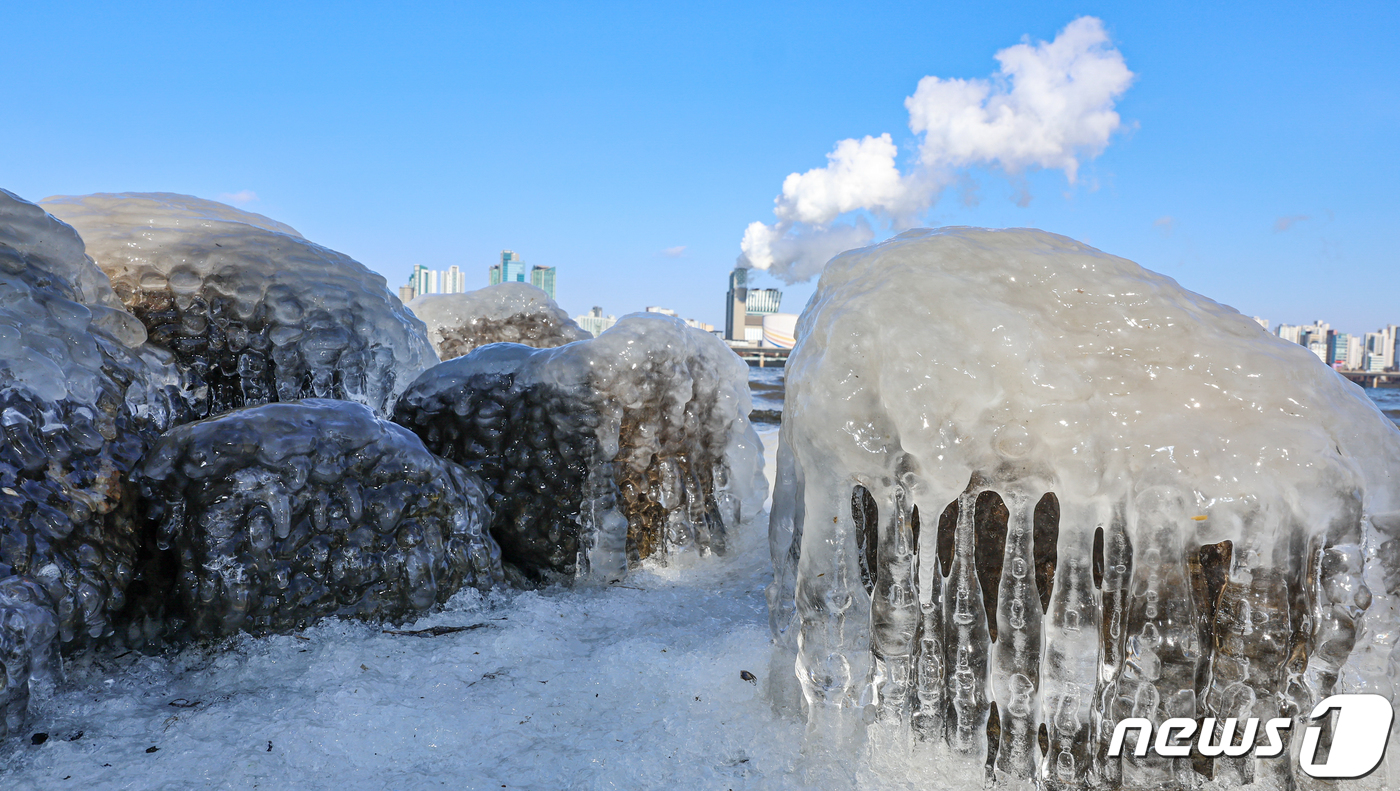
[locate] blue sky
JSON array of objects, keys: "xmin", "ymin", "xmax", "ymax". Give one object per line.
[{"xmin": 3, "ymin": 2, "xmax": 1397, "ymax": 333}]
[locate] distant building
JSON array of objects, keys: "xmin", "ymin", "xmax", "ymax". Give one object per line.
[
  {"xmin": 486, "ymin": 251, "xmax": 554, "ymax": 298},
  {"xmin": 1347, "ymin": 334, "xmax": 1364, "ymax": 370},
  {"xmin": 1366, "ymin": 332, "xmax": 1389, "ymax": 372},
  {"xmin": 401, "ymin": 263, "xmax": 467, "ymax": 300},
  {"xmin": 725, "ymin": 267, "xmax": 748, "ymax": 342},
  {"xmin": 1251, "ymin": 316, "xmax": 1268, "ymax": 330},
  {"xmin": 761, "ymin": 313, "xmax": 798, "ymax": 349},
  {"xmin": 1366, "ymin": 325, "xmax": 1400, "ymax": 370},
  {"xmin": 725, "ymin": 268, "xmax": 781, "ymax": 342},
  {"xmin": 489, "ymin": 250, "xmax": 528, "ymax": 286},
  {"xmin": 644, "ymin": 306, "xmax": 712, "ymax": 332},
  {"xmin": 530, "ymin": 265, "xmax": 556, "ymax": 300},
  {"xmin": 1327, "ymin": 331, "xmax": 1345, "ymax": 366},
  {"xmin": 411, "ymin": 264, "xmax": 435, "ymax": 298},
  {"xmin": 1306, "ymin": 335, "xmax": 1328, "ymax": 362},
  {"xmin": 444, "ymin": 265, "xmax": 466, "ymax": 294},
  {"xmin": 577, "ymin": 306, "xmax": 616, "ymax": 336},
  {"xmin": 1276, "ymin": 319, "xmax": 1400, "ymax": 372},
  {"xmin": 746, "ymin": 288, "xmax": 782, "ymax": 315}
]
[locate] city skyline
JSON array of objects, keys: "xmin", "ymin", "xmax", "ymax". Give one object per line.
[{"xmin": 403, "ymin": 249, "xmax": 558, "ymax": 301}]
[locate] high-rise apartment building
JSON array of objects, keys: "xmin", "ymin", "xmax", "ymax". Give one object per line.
[
  {"xmin": 410, "ymin": 264, "xmax": 434, "ymax": 299},
  {"xmin": 1372, "ymin": 325, "xmax": 1400, "ymax": 370},
  {"xmin": 576, "ymin": 306, "xmax": 616, "ymax": 336},
  {"xmin": 489, "ymin": 250, "xmax": 528, "ymax": 286},
  {"xmin": 443, "ymin": 265, "xmax": 466, "ymax": 294},
  {"xmin": 1347, "ymin": 334, "xmax": 1364, "ymax": 370},
  {"xmin": 1364, "ymin": 329, "xmax": 1391, "ymax": 372},
  {"xmin": 530, "ymin": 265, "xmax": 556, "ymax": 300},
  {"xmin": 1327, "ymin": 331, "xmax": 1348, "ymax": 367},
  {"xmin": 402, "ymin": 263, "xmax": 468, "ymax": 300}
]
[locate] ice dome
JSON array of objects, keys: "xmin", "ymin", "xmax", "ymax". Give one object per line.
[
  {"xmin": 408, "ymin": 282, "xmax": 592, "ymax": 360},
  {"xmin": 767, "ymin": 228, "xmax": 1400, "ymax": 788},
  {"xmin": 132, "ymin": 399, "xmax": 503, "ymax": 639},
  {"xmin": 0, "ymin": 190, "xmax": 188, "ymax": 738},
  {"xmin": 42, "ymin": 193, "xmax": 438, "ymax": 419},
  {"xmin": 394, "ymin": 313, "xmax": 765, "ymax": 580}
]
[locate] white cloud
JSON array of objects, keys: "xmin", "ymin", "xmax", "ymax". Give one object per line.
[
  {"xmin": 218, "ymin": 190, "xmax": 258, "ymax": 205},
  {"xmin": 740, "ymin": 17, "xmax": 1134, "ymax": 283},
  {"xmin": 661, "ymin": 245, "xmax": 687, "ymax": 258},
  {"xmin": 1154, "ymin": 215, "xmax": 1175, "ymax": 237},
  {"xmin": 1274, "ymin": 214, "xmax": 1309, "ymax": 232}
]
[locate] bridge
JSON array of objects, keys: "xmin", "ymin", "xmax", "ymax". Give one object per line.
[
  {"xmin": 731, "ymin": 346, "xmax": 790, "ymax": 367},
  {"xmin": 1339, "ymin": 371, "xmax": 1400, "ymax": 388}
]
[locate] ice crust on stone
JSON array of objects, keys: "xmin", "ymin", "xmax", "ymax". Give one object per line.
[
  {"xmin": 394, "ymin": 313, "xmax": 765, "ymax": 580},
  {"xmin": 131, "ymin": 399, "xmax": 503, "ymax": 639},
  {"xmin": 0, "ymin": 190, "xmax": 188, "ymax": 738},
  {"xmin": 408, "ymin": 282, "xmax": 592, "ymax": 360},
  {"xmin": 42, "ymin": 193, "xmax": 438, "ymax": 420},
  {"xmin": 767, "ymin": 228, "xmax": 1400, "ymax": 789},
  {"xmin": 0, "ymin": 523, "xmax": 814, "ymax": 791}
]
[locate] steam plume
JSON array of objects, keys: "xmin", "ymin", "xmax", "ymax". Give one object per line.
[{"xmin": 739, "ymin": 17, "xmax": 1134, "ymax": 282}]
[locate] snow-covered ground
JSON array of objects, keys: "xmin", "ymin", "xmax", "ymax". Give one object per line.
[{"xmin": 2, "ymin": 431, "xmax": 809, "ymax": 791}]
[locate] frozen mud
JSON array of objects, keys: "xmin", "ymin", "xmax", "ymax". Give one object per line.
[
  {"xmin": 0, "ymin": 190, "xmax": 187, "ymax": 738},
  {"xmin": 394, "ymin": 313, "xmax": 765, "ymax": 580},
  {"xmin": 408, "ymin": 282, "xmax": 591, "ymax": 361},
  {"xmin": 43, "ymin": 193, "xmax": 437, "ymax": 419},
  {"xmin": 767, "ymin": 228, "xmax": 1400, "ymax": 789}
]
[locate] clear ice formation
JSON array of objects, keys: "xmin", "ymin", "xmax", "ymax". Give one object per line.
[
  {"xmin": 42, "ymin": 193, "xmax": 438, "ymax": 420},
  {"xmin": 766, "ymin": 228, "xmax": 1400, "ymax": 788},
  {"xmin": 408, "ymin": 282, "xmax": 592, "ymax": 361},
  {"xmin": 0, "ymin": 190, "xmax": 188, "ymax": 738},
  {"xmin": 131, "ymin": 399, "xmax": 503, "ymax": 638},
  {"xmin": 393, "ymin": 313, "xmax": 765, "ymax": 580}
]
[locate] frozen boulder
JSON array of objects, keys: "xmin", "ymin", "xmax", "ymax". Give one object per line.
[
  {"xmin": 393, "ymin": 313, "xmax": 765, "ymax": 580},
  {"xmin": 408, "ymin": 282, "xmax": 592, "ymax": 361},
  {"xmin": 132, "ymin": 399, "xmax": 503, "ymax": 638},
  {"xmin": 42, "ymin": 193, "xmax": 438, "ymax": 420},
  {"xmin": 767, "ymin": 228, "xmax": 1400, "ymax": 789},
  {"xmin": 0, "ymin": 189, "xmax": 188, "ymax": 738}
]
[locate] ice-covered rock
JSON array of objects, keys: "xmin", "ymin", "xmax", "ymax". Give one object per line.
[
  {"xmin": 0, "ymin": 189, "xmax": 188, "ymax": 738},
  {"xmin": 132, "ymin": 399, "xmax": 503, "ymax": 638},
  {"xmin": 767, "ymin": 228, "xmax": 1400, "ymax": 788},
  {"xmin": 42, "ymin": 193, "xmax": 438, "ymax": 419},
  {"xmin": 408, "ymin": 283, "xmax": 592, "ymax": 360},
  {"xmin": 394, "ymin": 313, "xmax": 765, "ymax": 580}
]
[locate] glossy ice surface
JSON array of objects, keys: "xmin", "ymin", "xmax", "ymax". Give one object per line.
[
  {"xmin": 394, "ymin": 312, "xmax": 766, "ymax": 580},
  {"xmin": 133, "ymin": 399, "xmax": 503, "ymax": 639},
  {"xmin": 0, "ymin": 190, "xmax": 186, "ymax": 739},
  {"xmin": 43, "ymin": 193, "xmax": 437, "ymax": 419},
  {"xmin": 768, "ymin": 227, "xmax": 1400, "ymax": 789}
]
